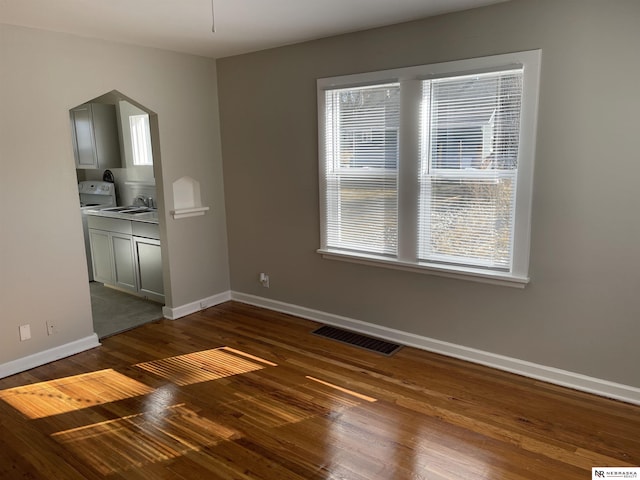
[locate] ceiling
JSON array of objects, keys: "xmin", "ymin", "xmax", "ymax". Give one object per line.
[{"xmin": 0, "ymin": 0, "xmax": 507, "ymax": 59}]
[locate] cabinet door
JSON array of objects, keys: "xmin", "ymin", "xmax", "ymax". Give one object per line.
[
  {"xmin": 134, "ymin": 237, "xmax": 164, "ymax": 302},
  {"xmin": 89, "ymin": 229, "xmax": 113, "ymax": 284},
  {"xmin": 111, "ymin": 233, "xmax": 137, "ymax": 292},
  {"xmin": 70, "ymin": 105, "xmax": 98, "ymax": 168}
]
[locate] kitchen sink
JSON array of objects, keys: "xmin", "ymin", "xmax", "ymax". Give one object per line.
[
  {"xmin": 124, "ymin": 209, "xmax": 153, "ymax": 214},
  {"xmin": 102, "ymin": 206, "xmax": 131, "ymax": 212},
  {"xmin": 101, "ymin": 206, "xmax": 156, "ymax": 214}
]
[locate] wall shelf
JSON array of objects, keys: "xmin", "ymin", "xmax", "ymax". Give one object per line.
[
  {"xmin": 171, "ymin": 176, "xmax": 209, "ymax": 220},
  {"xmin": 171, "ymin": 206, "xmax": 210, "ymax": 219}
]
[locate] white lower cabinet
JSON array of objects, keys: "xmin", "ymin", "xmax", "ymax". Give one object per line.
[
  {"xmin": 134, "ymin": 237, "xmax": 164, "ymax": 303},
  {"xmin": 89, "ymin": 228, "xmax": 115, "ymax": 285},
  {"xmin": 88, "ymin": 216, "xmax": 163, "ymax": 302},
  {"xmin": 111, "ymin": 233, "xmax": 137, "ymax": 292}
]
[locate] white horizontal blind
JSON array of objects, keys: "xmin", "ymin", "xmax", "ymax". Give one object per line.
[
  {"xmin": 418, "ymin": 70, "xmax": 523, "ymax": 270},
  {"xmin": 323, "ymin": 83, "xmax": 400, "ymax": 256}
]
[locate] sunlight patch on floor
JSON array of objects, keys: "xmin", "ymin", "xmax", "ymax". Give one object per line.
[
  {"xmin": 134, "ymin": 347, "xmax": 275, "ymax": 386},
  {"xmin": 0, "ymin": 369, "xmax": 154, "ymax": 419},
  {"xmin": 305, "ymin": 376, "xmax": 377, "ymax": 403},
  {"xmin": 51, "ymin": 403, "xmax": 239, "ymax": 475}
]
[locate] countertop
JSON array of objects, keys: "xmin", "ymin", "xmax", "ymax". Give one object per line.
[{"xmin": 84, "ymin": 208, "xmax": 159, "ymax": 224}]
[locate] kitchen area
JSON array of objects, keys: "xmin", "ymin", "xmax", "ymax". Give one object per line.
[{"xmin": 72, "ymin": 91, "xmax": 164, "ymax": 338}]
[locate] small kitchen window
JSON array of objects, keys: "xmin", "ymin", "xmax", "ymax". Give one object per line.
[{"xmin": 129, "ymin": 114, "xmax": 153, "ymax": 166}]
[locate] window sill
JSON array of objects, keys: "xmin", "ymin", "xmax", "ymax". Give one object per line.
[{"xmin": 317, "ymin": 249, "xmax": 529, "ymax": 288}]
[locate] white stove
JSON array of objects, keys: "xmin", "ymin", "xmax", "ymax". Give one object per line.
[
  {"xmin": 78, "ymin": 181, "xmax": 117, "ymax": 281},
  {"xmin": 79, "ymin": 181, "xmax": 116, "ymax": 208}
]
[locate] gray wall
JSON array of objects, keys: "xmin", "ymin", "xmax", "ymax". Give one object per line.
[
  {"xmin": 217, "ymin": 0, "xmax": 640, "ymax": 387},
  {"xmin": 0, "ymin": 24, "xmax": 230, "ymax": 366}
]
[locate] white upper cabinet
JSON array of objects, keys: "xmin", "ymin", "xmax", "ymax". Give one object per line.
[{"xmin": 70, "ymin": 103, "xmax": 121, "ymax": 170}]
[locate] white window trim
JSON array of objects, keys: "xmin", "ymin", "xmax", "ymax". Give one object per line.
[{"xmin": 317, "ymin": 50, "xmax": 541, "ymax": 288}]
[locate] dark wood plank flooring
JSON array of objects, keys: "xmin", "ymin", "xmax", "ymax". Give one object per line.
[{"xmin": 0, "ymin": 301, "xmax": 638, "ymax": 479}]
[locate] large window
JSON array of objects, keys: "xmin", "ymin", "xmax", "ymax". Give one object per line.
[{"xmin": 317, "ymin": 51, "xmax": 541, "ymax": 286}]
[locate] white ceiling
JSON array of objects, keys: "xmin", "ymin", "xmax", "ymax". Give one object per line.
[{"xmin": 0, "ymin": 0, "xmax": 507, "ymax": 59}]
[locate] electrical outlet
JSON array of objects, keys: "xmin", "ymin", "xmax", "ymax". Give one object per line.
[
  {"xmin": 19, "ymin": 324, "xmax": 31, "ymax": 341},
  {"xmin": 46, "ymin": 320, "xmax": 56, "ymax": 336},
  {"xmin": 259, "ymin": 273, "xmax": 270, "ymax": 288}
]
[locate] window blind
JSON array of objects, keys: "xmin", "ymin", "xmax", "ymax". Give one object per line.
[
  {"xmin": 323, "ymin": 83, "xmax": 400, "ymax": 256},
  {"xmin": 418, "ymin": 70, "xmax": 523, "ymax": 270}
]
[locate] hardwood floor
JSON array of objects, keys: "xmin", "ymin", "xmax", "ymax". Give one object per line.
[{"xmin": 0, "ymin": 301, "xmax": 638, "ymax": 479}]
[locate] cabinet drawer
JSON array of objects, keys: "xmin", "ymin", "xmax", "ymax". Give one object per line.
[
  {"xmin": 87, "ymin": 216, "xmax": 132, "ymax": 234},
  {"xmin": 132, "ymin": 222, "xmax": 160, "ymax": 240}
]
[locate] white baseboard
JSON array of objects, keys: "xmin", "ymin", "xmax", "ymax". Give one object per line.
[
  {"xmin": 0, "ymin": 334, "xmax": 101, "ymax": 379},
  {"xmin": 231, "ymin": 292, "xmax": 640, "ymax": 406},
  {"xmin": 163, "ymin": 290, "xmax": 232, "ymax": 320}
]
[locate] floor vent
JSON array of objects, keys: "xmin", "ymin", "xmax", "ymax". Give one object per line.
[{"xmin": 311, "ymin": 326, "xmax": 402, "ymax": 356}]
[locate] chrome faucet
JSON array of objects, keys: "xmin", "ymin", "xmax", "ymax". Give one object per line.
[{"xmin": 134, "ymin": 195, "xmax": 149, "ymax": 207}]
